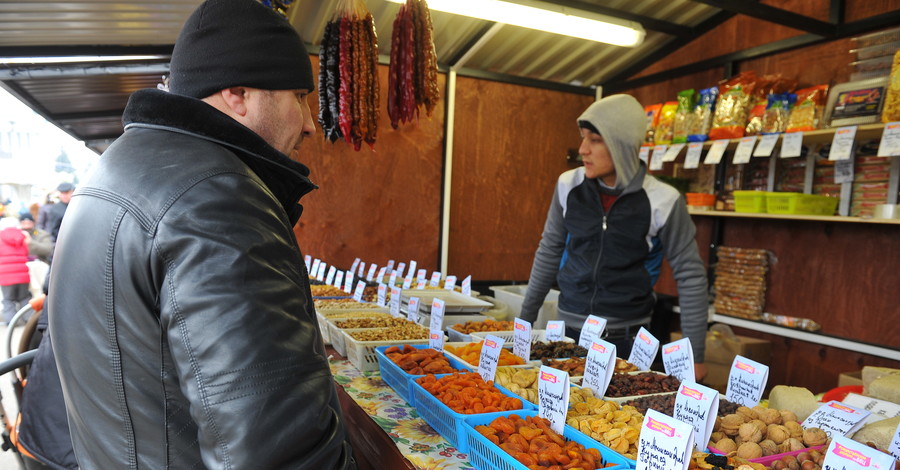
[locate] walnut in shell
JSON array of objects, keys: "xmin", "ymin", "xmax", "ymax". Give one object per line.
[
  {"xmin": 802, "ymin": 428, "xmax": 828, "ymax": 447},
  {"xmin": 737, "ymin": 406, "xmax": 759, "ymax": 421},
  {"xmin": 759, "ymin": 439, "xmax": 778, "ymax": 456},
  {"xmin": 784, "ymin": 420, "xmax": 804, "ymax": 439},
  {"xmin": 737, "ymin": 442, "xmax": 764, "ymax": 460},
  {"xmin": 767, "ymin": 424, "xmax": 791, "ymax": 444},
  {"xmin": 739, "ymin": 422, "xmax": 764, "ymax": 443},
  {"xmin": 716, "ymin": 437, "xmax": 738, "ymax": 454},
  {"xmin": 780, "ymin": 410, "xmax": 799, "ymax": 423},
  {"xmin": 760, "ymin": 408, "xmax": 783, "ymax": 425}
]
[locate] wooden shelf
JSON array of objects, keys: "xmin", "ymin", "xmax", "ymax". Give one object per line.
[
  {"xmin": 687, "ymin": 208, "xmax": 900, "ymax": 224},
  {"xmin": 700, "ymin": 123, "xmax": 887, "ymax": 149}
]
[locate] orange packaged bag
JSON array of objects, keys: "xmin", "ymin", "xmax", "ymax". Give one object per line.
[
  {"xmin": 786, "ymin": 84, "xmax": 829, "ymax": 132},
  {"xmin": 709, "ymin": 71, "xmax": 758, "ymax": 140}
]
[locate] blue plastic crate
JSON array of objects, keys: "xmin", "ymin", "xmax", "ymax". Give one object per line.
[
  {"xmin": 410, "ymin": 372, "xmax": 535, "ymax": 453},
  {"xmin": 463, "ymin": 410, "xmax": 633, "ymax": 470},
  {"xmin": 375, "ymin": 345, "xmax": 472, "ymax": 406}
]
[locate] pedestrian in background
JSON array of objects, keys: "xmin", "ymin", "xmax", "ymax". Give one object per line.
[{"xmin": 0, "ymin": 216, "xmax": 31, "ymax": 325}]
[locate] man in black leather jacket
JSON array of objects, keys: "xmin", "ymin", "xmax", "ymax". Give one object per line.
[{"xmin": 47, "ymin": 0, "xmax": 355, "ymax": 468}]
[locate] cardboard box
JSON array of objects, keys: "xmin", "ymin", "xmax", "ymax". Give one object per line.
[
  {"xmin": 838, "ymin": 370, "xmax": 863, "ymax": 387},
  {"xmin": 671, "ymin": 328, "xmax": 773, "ymax": 366},
  {"xmin": 703, "ymin": 362, "xmax": 733, "ymax": 394}
]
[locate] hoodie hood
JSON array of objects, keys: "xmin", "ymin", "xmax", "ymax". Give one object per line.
[
  {"xmin": 577, "ymin": 94, "xmax": 646, "ymax": 192},
  {"xmin": 0, "ymin": 226, "xmax": 25, "ymax": 247}
]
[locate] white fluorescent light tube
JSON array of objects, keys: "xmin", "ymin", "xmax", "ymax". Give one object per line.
[
  {"xmin": 0, "ymin": 55, "xmax": 165, "ymax": 65},
  {"xmin": 387, "ymin": 0, "xmax": 645, "ymax": 47}
]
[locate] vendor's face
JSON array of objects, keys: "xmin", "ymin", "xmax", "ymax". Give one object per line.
[
  {"xmin": 579, "ymin": 128, "xmax": 616, "ymax": 186},
  {"xmin": 249, "ymin": 88, "xmax": 315, "ymax": 160}
]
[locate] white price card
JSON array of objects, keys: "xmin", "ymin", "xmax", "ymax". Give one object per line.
[
  {"xmin": 316, "ymin": 262, "xmax": 327, "ymax": 282},
  {"xmin": 377, "ymin": 283, "xmax": 387, "ymax": 307},
  {"xmin": 407, "ymin": 297, "xmax": 421, "ymax": 325},
  {"xmin": 304, "ymin": 255, "xmax": 312, "ymax": 272},
  {"xmin": 429, "ymin": 298, "xmax": 446, "ymax": 351},
  {"xmin": 579, "ymin": 315, "xmax": 607, "ymax": 349},
  {"xmin": 537, "ymin": 366, "xmax": 570, "ymax": 435},
  {"xmin": 663, "ymin": 143, "xmax": 686, "ymax": 162},
  {"xmin": 877, "ymin": 122, "xmax": 900, "ymax": 157},
  {"xmin": 704, "ymin": 139, "xmax": 729, "ymax": 164},
  {"xmin": 636, "ymin": 409, "xmax": 694, "ymax": 470},
  {"xmin": 352, "ymin": 280, "xmax": 366, "ymax": 302},
  {"xmin": 403, "ymin": 274, "xmax": 413, "ymax": 289},
  {"xmin": 325, "ymin": 266, "xmax": 336, "ymax": 286},
  {"xmin": 650, "ymin": 145, "xmax": 667, "ymax": 171},
  {"xmin": 390, "ymin": 286, "xmax": 402, "ymax": 318},
  {"xmin": 662, "ymin": 338, "xmax": 695, "ymax": 383},
  {"xmin": 385, "ymin": 259, "xmax": 395, "ymax": 272},
  {"xmin": 376, "ymin": 267, "xmax": 387, "ymax": 284},
  {"xmin": 546, "ymin": 321, "xmax": 565, "ymax": 341},
  {"xmin": 733, "ymin": 136, "xmax": 758, "ymax": 164},
  {"xmin": 388, "ymin": 270, "xmax": 398, "ymax": 288},
  {"xmin": 444, "ymin": 275, "xmax": 457, "ymax": 291},
  {"xmin": 754, "ymin": 133, "xmax": 780, "ymax": 157},
  {"xmin": 343, "ymin": 272, "xmax": 353, "ymax": 293},
  {"xmin": 639, "ymin": 146, "xmax": 651, "ymax": 164},
  {"xmin": 513, "ymin": 318, "xmax": 532, "ymax": 363},
  {"xmin": 684, "ymin": 143, "xmax": 704, "ymax": 169},
  {"xmin": 395, "ymin": 263, "xmax": 406, "ymax": 280},
  {"xmin": 674, "ymin": 381, "xmax": 719, "ymax": 452},
  {"xmin": 835, "ymin": 159, "xmax": 854, "ymax": 184},
  {"xmin": 477, "ymin": 334, "xmax": 505, "ymax": 383},
  {"xmin": 889, "ymin": 420, "xmax": 900, "ymax": 460},
  {"xmin": 357, "ymin": 262, "xmax": 365, "ymax": 278},
  {"xmin": 803, "ymin": 401, "xmax": 871, "ymax": 437},
  {"xmin": 829, "ymin": 126, "xmax": 858, "ymax": 161},
  {"xmin": 725, "ymin": 355, "xmax": 769, "ymax": 407},
  {"xmin": 824, "ymin": 435, "xmax": 896, "ymax": 470},
  {"xmin": 416, "ymin": 278, "xmax": 427, "ymax": 289},
  {"xmin": 407, "ymin": 261, "xmax": 418, "ymax": 279},
  {"xmin": 430, "ymin": 271, "xmax": 442, "ymax": 287},
  {"xmin": 627, "ymin": 327, "xmax": 660, "ymax": 371},
  {"xmin": 311, "ymin": 258, "xmax": 321, "ymax": 277},
  {"xmin": 366, "ymin": 264, "xmax": 377, "ymax": 281},
  {"xmin": 334, "ymin": 271, "xmax": 344, "ymax": 289},
  {"xmin": 416, "ymin": 268, "xmax": 427, "ymax": 282},
  {"xmin": 582, "ymin": 340, "xmax": 616, "ymax": 398},
  {"xmin": 842, "ymin": 393, "xmax": 900, "ymax": 424},
  {"xmin": 781, "ymin": 131, "xmax": 803, "ymax": 158},
  {"xmin": 350, "ymin": 258, "xmax": 361, "ymax": 276},
  {"xmin": 462, "ymin": 275, "xmax": 472, "ymax": 296}
]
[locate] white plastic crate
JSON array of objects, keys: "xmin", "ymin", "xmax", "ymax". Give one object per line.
[
  {"xmin": 341, "ymin": 328, "xmax": 431, "ymax": 372},
  {"xmin": 489, "ymin": 285, "xmax": 559, "ymax": 328}
]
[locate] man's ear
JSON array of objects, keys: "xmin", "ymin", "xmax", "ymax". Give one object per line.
[{"xmin": 219, "ymin": 87, "xmax": 249, "ymax": 117}]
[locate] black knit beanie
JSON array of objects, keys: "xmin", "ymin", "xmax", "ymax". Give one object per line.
[{"xmin": 168, "ymin": 0, "xmax": 314, "ymax": 99}]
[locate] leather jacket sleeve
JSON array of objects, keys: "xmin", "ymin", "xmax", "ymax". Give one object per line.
[{"xmin": 157, "ymin": 175, "xmax": 348, "ymax": 469}]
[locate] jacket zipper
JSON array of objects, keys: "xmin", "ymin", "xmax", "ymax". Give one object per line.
[{"xmin": 589, "ymin": 212, "xmax": 608, "ymax": 317}]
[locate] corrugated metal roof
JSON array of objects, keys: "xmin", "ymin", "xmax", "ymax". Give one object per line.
[{"xmin": 1, "ymin": 0, "xmax": 898, "ymax": 151}]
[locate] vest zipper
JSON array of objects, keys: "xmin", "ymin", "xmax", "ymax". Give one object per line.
[{"xmin": 589, "ymin": 213, "xmax": 608, "ymax": 316}]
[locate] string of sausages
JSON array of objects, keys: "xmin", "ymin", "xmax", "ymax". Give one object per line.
[
  {"xmin": 318, "ymin": 6, "xmax": 379, "ymax": 150},
  {"xmin": 388, "ymin": 0, "xmax": 440, "ymax": 129}
]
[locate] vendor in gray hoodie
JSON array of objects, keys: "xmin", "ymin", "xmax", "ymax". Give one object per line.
[{"xmin": 519, "ymin": 94, "xmax": 709, "ymax": 380}]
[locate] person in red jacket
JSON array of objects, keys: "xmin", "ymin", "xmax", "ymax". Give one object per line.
[{"xmin": 0, "ymin": 217, "xmax": 31, "ymax": 324}]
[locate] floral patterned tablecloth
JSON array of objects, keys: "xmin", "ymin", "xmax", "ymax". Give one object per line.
[{"xmin": 330, "ymin": 359, "xmax": 475, "ymax": 470}]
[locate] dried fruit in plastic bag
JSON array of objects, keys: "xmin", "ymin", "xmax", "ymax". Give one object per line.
[
  {"xmin": 709, "ymin": 71, "xmax": 758, "ymax": 140},
  {"xmin": 673, "ymin": 89, "xmax": 697, "ymax": 144},
  {"xmin": 786, "ymin": 85, "xmax": 829, "ymax": 133},
  {"xmin": 688, "ymin": 87, "xmax": 719, "ymax": 142}
]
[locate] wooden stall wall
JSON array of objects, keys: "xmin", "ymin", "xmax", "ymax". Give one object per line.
[
  {"xmin": 448, "ymin": 77, "xmax": 593, "ymax": 280},
  {"xmin": 295, "ymin": 56, "xmax": 446, "ymax": 273}
]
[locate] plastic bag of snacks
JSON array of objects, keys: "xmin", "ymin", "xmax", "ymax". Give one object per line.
[
  {"xmin": 654, "ymin": 101, "xmax": 678, "ymax": 145},
  {"xmin": 688, "ymin": 87, "xmax": 719, "ymax": 142},
  {"xmin": 785, "ymin": 84, "xmax": 829, "ymax": 132},
  {"xmin": 672, "ymin": 89, "xmax": 697, "ymax": 143},
  {"xmin": 643, "ymin": 103, "xmax": 662, "ymax": 144},
  {"xmin": 761, "ymin": 93, "xmax": 796, "ymax": 134},
  {"xmin": 882, "ymin": 50, "xmax": 900, "ymax": 123},
  {"xmin": 709, "ymin": 71, "xmax": 758, "ymax": 140},
  {"xmin": 745, "ymin": 74, "xmax": 797, "ymax": 135}
]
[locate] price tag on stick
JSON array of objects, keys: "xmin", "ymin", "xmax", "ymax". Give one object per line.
[
  {"xmin": 582, "ymin": 340, "xmax": 616, "ymax": 397},
  {"xmin": 725, "ymin": 355, "xmax": 769, "ymax": 407},
  {"xmin": 636, "ymin": 410, "xmax": 694, "ymax": 470},
  {"xmin": 824, "ymin": 436, "xmax": 896, "ymax": 470},
  {"xmin": 429, "ymin": 299, "xmax": 446, "ymax": 351},
  {"xmin": 802, "ymin": 401, "xmax": 871, "ymax": 437},
  {"xmin": 673, "ymin": 381, "xmax": 719, "ymax": 452},
  {"xmin": 444, "ymin": 275, "xmax": 457, "ymax": 291},
  {"xmin": 662, "ymin": 338, "xmax": 695, "ymax": 383},
  {"xmin": 537, "ymin": 366, "xmax": 570, "ymax": 435},
  {"xmin": 477, "ymin": 335, "xmax": 505, "ymax": 383},
  {"xmin": 389, "ymin": 286, "xmax": 402, "ymax": 318},
  {"xmin": 352, "ymin": 280, "xmax": 366, "ymax": 302},
  {"xmin": 325, "ymin": 266, "xmax": 336, "ymax": 286},
  {"xmin": 579, "ymin": 315, "xmax": 607, "ymax": 349},
  {"xmin": 627, "ymin": 327, "xmax": 659, "ymax": 371},
  {"xmin": 546, "ymin": 321, "xmax": 565, "ymax": 341},
  {"xmin": 513, "ymin": 319, "xmax": 532, "ymax": 363},
  {"xmin": 877, "ymin": 122, "xmax": 900, "ymax": 157},
  {"xmin": 407, "ymin": 297, "xmax": 421, "ymax": 324}
]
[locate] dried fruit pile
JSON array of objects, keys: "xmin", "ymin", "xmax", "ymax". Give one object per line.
[
  {"xmin": 415, "ymin": 372, "xmax": 523, "ymax": 414},
  {"xmin": 445, "ymin": 341, "xmax": 525, "ymax": 367},
  {"xmin": 384, "ymin": 344, "xmax": 458, "ymax": 375}
]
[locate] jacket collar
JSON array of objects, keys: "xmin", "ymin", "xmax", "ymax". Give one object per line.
[{"xmin": 122, "ymin": 89, "xmax": 317, "ymax": 225}]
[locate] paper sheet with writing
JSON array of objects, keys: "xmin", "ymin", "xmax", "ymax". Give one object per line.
[
  {"xmin": 416, "ymin": 268, "xmax": 427, "ymax": 282},
  {"xmin": 753, "ymin": 134, "xmax": 780, "ymax": 157},
  {"xmin": 478, "ymin": 335, "xmax": 505, "ymax": 383},
  {"xmin": 376, "ymin": 267, "xmax": 387, "ymax": 284},
  {"xmin": 430, "ymin": 272, "xmax": 442, "ymax": 287},
  {"xmin": 444, "ymin": 275, "xmax": 457, "ymax": 291},
  {"xmin": 662, "ymin": 337, "xmax": 695, "ymax": 383},
  {"xmin": 316, "ymin": 262, "xmax": 327, "ymax": 282},
  {"xmin": 389, "ymin": 271, "xmax": 398, "ymax": 289},
  {"xmin": 732, "ymin": 136, "xmax": 758, "ymax": 164},
  {"xmin": 357, "ymin": 261, "xmax": 365, "ymax": 278},
  {"xmin": 684, "ymin": 143, "xmax": 703, "ymax": 169},
  {"xmin": 663, "ymin": 143, "xmax": 686, "ymax": 162},
  {"xmin": 877, "ymin": 122, "xmax": 900, "ymax": 156},
  {"xmin": 636, "ymin": 409, "xmax": 694, "ymax": 470},
  {"xmin": 889, "ymin": 420, "xmax": 900, "ymax": 460},
  {"xmin": 650, "ymin": 145, "xmax": 667, "ymax": 171},
  {"xmin": 407, "ymin": 297, "xmax": 421, "ymax": 324},
  {"xmin": 627, "ymin": 327, "xmax": 660, "ymax": 371},
  {"xmin": 334, "ymin": 271, "xmax": 344, "ymax": 289},
  {"xmin": 582, "ymin": 340, "xmax": 616, "ymax": 397},
  {"xmin": 403, "ymin": 274, "xmax": 413, "ymax": 289},
  {"xmin": 366, "ymin": 264, "xmax": 377, "ymax": 281},
  {"xmin": 546, "ymin": 321, "xmax": 565, "ymax": 341},
  {"xmin": 538, "ymin": 366, "xmax": 570, "ymax": 435},
  {"xmin": 674, "ymin": 381, "xmax": 719, "ymax": 451},
  {"xmin": 396, "ymin": 263, "xmax": 406, "ymax": 279},
  {"xmin": 704, "ymin": 139, "xmax": 729, "ymax": 164},
  {"xmin": 390, "ymin": 286, "xmax": 402, "ymax": 317},
  {"xmin": 352, "ymin": 280, "xmax": 366, "ymax": 302},
  {"xmin": 462, "ymin": 275, "xmax": 472, "ymax": 295},
  {"xmin": 823, "ymin": 435, "xmax": 896, "ymax": 470},
  {"xmin": 407, "ymin": 261, "xmax": 418, "ymax": 279},
  {"xmin": 640, "ymin": 146, "xmax": 651, "ymax": 164},
  {"xmin": 579, "ymin": 315, "xmax": 607, "ymax": 349},
  {"xmin": 513, "ymin": 318, "xmax": 532, "ymax": 362},
  {"xmin": 803, "ymin": 401, "xmax": 871, "ymax": 437},
  {"xmin": 377, "ymin": 284, "xmax": 387, "ymax": 307},
  {"xmin": 385, "ymin": 259, "xmax": 395, "ymax": 272},
  {"xmin": 416, "ymin": 279, "xmax": 427, "ymax": 289},
  {"xmin": 781, "ymin": 132, "xmax": 803, "ymax": 158},
  {"xmin": 305, "ymin": 255, "xmax": 312, "ymax": 272},
  {"xmin": 311, "ymin": 258, "xmax": 321, "ymax": 277},
  {"xmin": 326, "ymin": 266, "xmax": 336, "ymax": 286},
  {"xmin": 841, "ymin": 393, "xmax": 900, "ymax": 425},
  {"xmin": 429, "ymin": 298, "xmax": 446, "ymax": 351},
  {"xmin": 725, "ymin": 355, "xmax": 769, "ymax": 407},
  {"xmin": 343, "ymin": 272, "xmax": 353, "ymax": 293},
  {"xmin": 349, "ymin": 258, "xmax": 360, "ymax": 276},
  {"xmin": 829, "ymin": 126, "xmax": 857, "ymax": 161}
]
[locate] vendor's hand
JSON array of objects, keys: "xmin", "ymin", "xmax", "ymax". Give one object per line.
[{"xmin": 694, "ymin": 362, "xmax": 708, "ymax": 382}]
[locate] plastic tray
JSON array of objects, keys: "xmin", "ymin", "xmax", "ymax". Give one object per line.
[
  {"xmin": 374, "ymin": 345, "xmax": 472, "ymax": 406},
  {"xmin": 341, "ymin": 328, "xmax": 431, "ymax": 372},
  {"xmin": 851, "ymin": 40, "xmax": 900, "ymax": 60},
  {"xmin": 708, "ymin": 445, "xmax": 824, "ymax": 465},
  {"xmin": 733, "ymin": 190, "xmax": 768, "ymax": 213},
  {"xmin": 410, "ymin": 373, "xmax": 535, "ymax": 453},
  {"xmin": 316, "ymin": 308, "xmax": 391, "ymax": 343},
  {"xmin": 463, "ymin": 410, "xmax": 631, "ymax": 470},
  {"xmin": 469, "ymin": 330, "xmax": 575, "ymax": 345},
  {"xmin": 401, "ymin": 289, "xmax": 493, "ymax": 313},
  {"xmin": 442, "ymin": 342, "xmax": 531, "ymax": 370},
  {"xmin": 327, "ymin": 316, "xmax": 416, "ymax": 356},
  {"xmin": 765, "ymin": 192, "xmax": 838, "ymax": 215}
]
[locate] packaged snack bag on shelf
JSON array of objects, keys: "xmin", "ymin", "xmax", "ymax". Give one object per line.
[
  {"xmin": 882, "ymin": 49, "xmax": 900, "ymax": 122},
  {"xmin": 785, "ymin": 85, "xmax": 829, "ymax": 132},
  {"xmin": 688, "ymin": 86, "xmax": 719, "ymax": 142},
  {"xmin": 761, "ymin": 93, "xmax": 796, "ymax": 134},
  {"xmin": 654, "ymin": 101, "xmax": 678, "ymax": 145},
  {"xmin": 745, "ymin": 74, "xmax": 797, "ymax": 135},
  {"xmin": 709, "ymin": 71, "xmax": 758, "ymax": 140},
  {"xmin": 673, "ymin": 89, "xmax": 697, "ymax": 143},
  {"xmin": 643, "ymin": 103, "xmax": 662, "ymax": 144}
]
